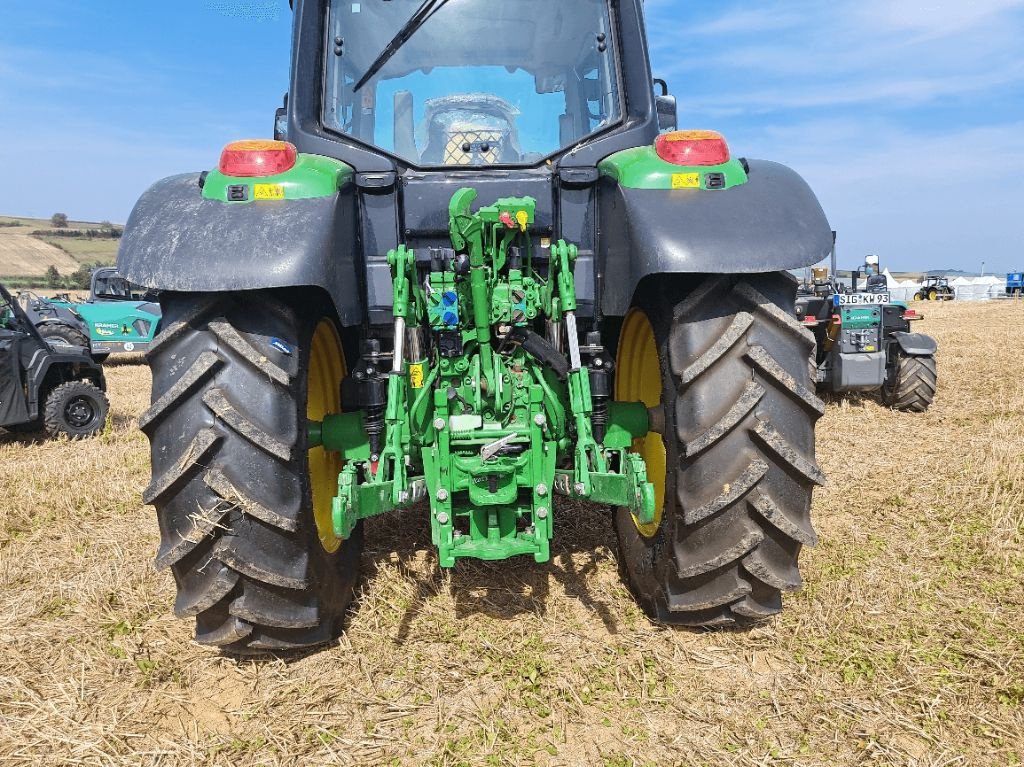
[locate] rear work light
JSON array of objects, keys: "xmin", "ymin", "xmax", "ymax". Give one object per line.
[
  {"xmin": 219, "ymin": 140, "xmax": 297, "ymax": 177},
  {"xmin": 655, "ymin": 130, "xmax": 731, "ymax": 166}
]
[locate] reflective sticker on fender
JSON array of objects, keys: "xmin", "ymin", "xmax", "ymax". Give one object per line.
[
  {"xmin": 409, "ymin": 363, "xmax": 425, "ymax": 389},
  {"xmin": 254, "ymin": 184, "xmax": 286, "ymax": 200},
  {"xmin": 671, "ymin": 173, "xmax": 701, "ymax": 189}
]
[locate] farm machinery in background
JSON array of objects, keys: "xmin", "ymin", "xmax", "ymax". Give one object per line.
[
  {"xmin": 118, "ymin": 0, "xmax": 836, "ymax": 653},
  {"xmin": 913, "ymin": 276, "xmax": 955, "ymax": 302},
  {"xmin": 16, "ymin": 289, "xmax": 94, "ymax": 353},
  {"xmin": 1007, "ymin": 271, "xmax": 1023, "ymax": 297},
  {"xmin": 45, "ymin": 267, "xmax": 161, "ymax": 361},
  {"xmin": 0, "ymin": 284, "xmax": 108, "ymax": 438},
  {"xmin": 795, "ymin": 238, "xmax": 937, "ymax": 412}
]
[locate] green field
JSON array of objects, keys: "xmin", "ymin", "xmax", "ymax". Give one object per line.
[{"xmin": 34, "ymin": 234, "xmax": 119, "ymax": 265}]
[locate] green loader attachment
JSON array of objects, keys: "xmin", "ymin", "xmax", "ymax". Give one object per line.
[{"xmin": 310, "ymin": 189, "xmax": 655, "ymax": 567}]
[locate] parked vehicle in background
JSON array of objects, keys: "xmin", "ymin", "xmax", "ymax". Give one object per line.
[
  {"xmin": 1007, "ymin": 271, "xmax": 1023, "ymax": 297},
  {"xmin": 913, "ymin": 276, "xmax": 955, "ymax": 301},
  {"xmin": 796, "ymin": 245, "xmax": 938, "ymax": 412},
  {"xmin": 47, "ymin": 267, "xmax": 161, "ymax": 361},
  {"xmin": 0, "ymin": 284, "xmax": 108, "ymax": 438},
  {"xmin": 16, "ymin": 290, "xmax": 92, "ymax": 352}
]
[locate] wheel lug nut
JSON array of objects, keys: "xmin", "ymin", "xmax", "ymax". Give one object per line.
[{"xmin": 436, "ymin": 489, "xmax": 449, "ymax": 502}]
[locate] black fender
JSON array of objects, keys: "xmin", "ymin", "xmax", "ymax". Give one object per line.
[
  {"xmin": 24, "ymin": 348, "xmax": 105, "ymax": 419},
  {"xmin": 117, "ymin": 173, "xmax": 362, "ymax": 326},
  {"xmin": 598, "ymin": 159, "xmax": 833, "ymax": 316},
  {"xmin": 890, "ymin": 332, "xmax": 938, "ymax": 356}
]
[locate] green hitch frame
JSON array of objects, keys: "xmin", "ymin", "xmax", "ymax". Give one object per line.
[{"xmin": 312, "ymin": 188, "xmax": 657, "ymax": 566}]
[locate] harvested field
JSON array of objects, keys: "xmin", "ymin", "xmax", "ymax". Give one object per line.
[
  {"xmin": 0, "ymin": 233, "xmax": 81, "ymax": 276},
  {"xmin": 0, "ymin": 301, "xmax": 1021, "ymax": 766}
]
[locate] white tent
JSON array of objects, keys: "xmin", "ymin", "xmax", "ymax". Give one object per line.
[{"xmin": 953, "ymin": 275, "xmax": 1003, "ymax": 301}]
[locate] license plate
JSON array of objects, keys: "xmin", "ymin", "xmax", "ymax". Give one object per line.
[{"xmin": 839, "ymin": 292, "xmax": 889, "ymax": 306}]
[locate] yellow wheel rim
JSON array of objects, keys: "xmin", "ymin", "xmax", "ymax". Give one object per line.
[
  {"xmin": 307, "ymin": 320, "xmax": 346, "ymax": 554},
  {"xmin": 616, "ymin": 309, "xmax": 667, "ymax": 538}
]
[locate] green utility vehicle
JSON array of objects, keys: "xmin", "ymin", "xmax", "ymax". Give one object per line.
[
  {"xmin": 119, "ymin": 0, "xmax": 835, "ymax": 653},
  {"xmin": 48, "ymin": 268, "xmax": 162, "ymax": 361},
  {"xmin": 795, "ymin": 245, "xmax": 937, "ymax": 412}
]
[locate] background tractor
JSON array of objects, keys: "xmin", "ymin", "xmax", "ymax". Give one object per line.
[
  {"xmin": 0, "ymin": 284, "xmax": 108, "ymax": 438},
  {"xmin": 119, "ymin": 0, "xmax": 835, "ymax": 653},
  {"xmin": 914, "ymin": 276, "xmax": 955, "ymax": 301},
  {"xmin": 47, "ymin": 267, "xmax": 162, "ymax": 362},
  {"xmin": 795, "ymin": 242, "xmax": 937, "ymax": 412}
]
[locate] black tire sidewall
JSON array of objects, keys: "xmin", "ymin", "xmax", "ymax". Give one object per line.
[
  {"xmin": 295, "ymin": 312, "xmax": 364, "ymax": 632},
  {"xmin": 613, "ymin": 281, "xmax": 685, "ymax": 616}
]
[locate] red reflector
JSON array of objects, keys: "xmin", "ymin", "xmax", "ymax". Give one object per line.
[
  {"xmin": 219, "ymin": 140, "xmax": 297, "ymax": 177},
  {"xmin": 903, "ymin": 309, "xmax": 918, "ymax": 319},
  {"xmin": 655, "ymin": 130, "xmax": 730, "ymax": 166}
]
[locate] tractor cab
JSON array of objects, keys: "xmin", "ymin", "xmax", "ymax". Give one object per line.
[
  {"xmin": 304, "ymin": 0, "xmax": 641, "ymax": 167},
  {"xmin": 90, "ymin": 267, "xmax": 158, "ymax": 303}
]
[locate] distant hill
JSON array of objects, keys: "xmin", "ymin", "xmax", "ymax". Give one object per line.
[{"xmin": 0, "ymin": 215, "xmax": 121, "ymax": 288}]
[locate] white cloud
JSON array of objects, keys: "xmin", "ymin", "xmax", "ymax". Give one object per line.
[{"xmin": 856, "ymin": 0, "xmax": 1024, "ymax": 38}]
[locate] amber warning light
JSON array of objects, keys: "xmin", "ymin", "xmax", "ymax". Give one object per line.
[
  {"xmin": 219, "ymin": 140, "xmax": 298, "ymax": 177},
  {"xmin": 655, "ymin": 130, "xmax": 730, "ymax": 167}
]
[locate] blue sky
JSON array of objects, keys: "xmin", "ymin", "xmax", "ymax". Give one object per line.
[{"xmin": 1, "ymin": 0, "xmax": 1022, "ymax": 273}]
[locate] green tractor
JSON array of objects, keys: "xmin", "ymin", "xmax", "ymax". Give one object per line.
[
  {"xmin": 47, "ymin": 267, "xmax": 162, "ymax": 361},
  {"xmin": 913, "ymin": 276, "xmax": 955, "ymax": 302},
  {"xmin": 119, "ymin": 0, "xmax": 834, "ymax": 653},
  {"xmin": 795, "ymin": 244, "xmax": 937, "ymax": 412}
]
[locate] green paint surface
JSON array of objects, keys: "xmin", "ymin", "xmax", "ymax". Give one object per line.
[
  {"xmin": 201, "ymin": 153, "xmax": 354, "ymax": 203},
  {"xmin": 598, "ymin": 145, "xmax": 749, "ymax": 191}
]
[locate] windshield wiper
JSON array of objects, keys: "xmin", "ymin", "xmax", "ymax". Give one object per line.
[{"xmin": 353, "ymin": 0, "xmax": 454, "ymax": 92}]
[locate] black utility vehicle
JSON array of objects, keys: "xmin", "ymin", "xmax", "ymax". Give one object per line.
[{"xmin": 0, "ymin": 284, "xmax": 108, "ymax": 438}]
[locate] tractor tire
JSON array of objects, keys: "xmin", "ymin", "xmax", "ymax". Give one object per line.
[
  {"xmin": 37, "ymin": 323, "xmax": 90, "ymax": 351},
  {"xmin": 140, "ymin": 292, "xmax": 362, "ymax": 654},
  {"xmin": 614, "ymin": 274, "xmax": 825, "ymax": 626},
  {"xmin": 43, "ymin": 380, "xmax": 109, "ymax": 438},
  {"xmin": 913, "ymin": 292, "xmax": 924, "ymax": 302},
  {"xmin": 927, "ymin": 289, "xmax": 938, "ymax": 301},
  {"xmin": 881, "ymin": 353, "xmax": 936, "ymax": 412}
]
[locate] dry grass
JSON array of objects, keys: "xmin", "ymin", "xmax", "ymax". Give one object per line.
[
  {"xmin": 0, "ymin": 234, "xmax": 81, "ymax": 276},
  {"xmin": 1, "ymin": 302, "xmax": 1022, "ymax": 766}
]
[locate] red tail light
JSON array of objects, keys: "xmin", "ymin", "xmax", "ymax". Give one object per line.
[
  {"xmin": 219, "ymin": 140, "xmax": 297, "ymax": 177},
  {"xmin": 655, "ymin": 130, "xmax": 730, "ymax": 166}
]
